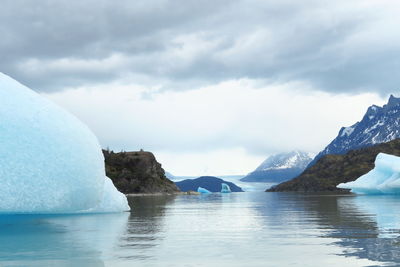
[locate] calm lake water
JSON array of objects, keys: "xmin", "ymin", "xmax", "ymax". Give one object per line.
[{"xmin": 1, "ymin": 192, "xmax": 400, "ymax": 266}]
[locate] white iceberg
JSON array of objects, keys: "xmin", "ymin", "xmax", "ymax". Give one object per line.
[
  {"xmin": 337, "ymin": 153, "xmax": 400, "ymax": 194},
  {"xmin": 0, "ymin": 73, "xmax": 129, "ymax": 213},
  {"xmin": 221, "ymin": 183, "xmax": 231, "ymax": 193}
]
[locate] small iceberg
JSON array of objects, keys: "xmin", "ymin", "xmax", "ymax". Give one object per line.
[
  {"xmin": 221, "ymin": 183, "xmax": 232, "ymax": 193},
  {"xmin": 197, "ymin": 187, "xmax": 211, "ymax": 194},
  {"xmin": 337, "ymin": 153, "xmax": 400, "ymax": 194}
]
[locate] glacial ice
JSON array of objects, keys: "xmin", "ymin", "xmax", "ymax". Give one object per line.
[
  {"xmin": 221, "ymin": 183, "xmax": 231, "ymax": 193},
  {"xmin": 337, "ymin": 153, "xmax": 400, "ymax": 194},
  {"xmin": 0, "ymin": 73, "xmax": 129, "ymax": 213},
  {"xmin": 197, "ymin": 187, "xmax": 211, "ymax": 194}
]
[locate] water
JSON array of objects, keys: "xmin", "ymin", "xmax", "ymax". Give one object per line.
[{"xmin": 1, "ymin": 193, "xmax": 400, "ymax": 266}]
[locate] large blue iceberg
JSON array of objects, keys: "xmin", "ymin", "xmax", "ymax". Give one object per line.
[
  {"xmin": 0, "ymin": 73, "xmax": 129, "ymax": 213},
  {"xmin": 337, "ymin": 153, "xmax": 400, "ymax": 194}
]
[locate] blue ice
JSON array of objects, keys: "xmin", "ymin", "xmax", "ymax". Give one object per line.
[
  {"xmin": 337, "ymin": 153, "xmax": 400, "ymax": 194},
  {"xmin": 0, "ymin": 73, "xmax": 129, "ymax": 213},
  {"xmin": 221, "ymin": 183, "xmax": 231, "ymax": 193},
  {"xmin": 197, "ymin": 187, "xmax": 211, "ymax": 194}
]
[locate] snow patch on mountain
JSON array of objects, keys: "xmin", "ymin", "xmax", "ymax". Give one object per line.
[
  {"xmin": 241, "ymin": 151, "xmax": 314, "ymax": 183},
  {"xmin": 257, "ymin": 151, "xmax": 314, "ymax": 171},
  {"xmin": 341, "ymin": 126, "xmax": 355, "ymax": 137}
]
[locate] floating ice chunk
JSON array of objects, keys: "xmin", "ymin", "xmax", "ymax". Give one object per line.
[
  {"xmin": 221, "ymin": 183, "xmax": 231, "ymax": 193},
  {"xmin": 197, "ymin": 187, "xmax": 211, "ymax": 194},
  {"xmin": 337, "ymin": 153, "xmax": 400, "ymax": 194},
  {"xmin": 0, "ymin": 73, "xmax": 129, "ymax": 213}
]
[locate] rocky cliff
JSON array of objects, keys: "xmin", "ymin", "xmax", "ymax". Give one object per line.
[
  {"xmin": 103, "ymin": 150, "xmax": 180, "ymax": 194},
  {"xmin": 267, "ymin": 139, "xmax": 400, "ymax": 192}
]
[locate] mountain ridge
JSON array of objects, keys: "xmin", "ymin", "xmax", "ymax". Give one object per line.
[
  {"xmin": 241, "ymin": 151, "xmax": 313, "ymax": 182},
  {"xmin": 308, "ymin": 95, "xmax": 400, "ymax": 167}
]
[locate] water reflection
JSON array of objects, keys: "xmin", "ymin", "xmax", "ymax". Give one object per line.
[
  {"xmin": 336, "ymin": 195, "xmax": 400, "ymax": 264},
  {"xmin": 3, "ymin": 193, "xmax": 400, "ymax": 266},
  {"xmin": 0, "ymin": 212, "xmax": 129, "ymax": 265},
  {"xmin": 0, "ymin": 195, "xmax": 176, "ymax": 265},
  {"xmin": 117, "ymin": 195, "xmax": 176, "ymax": 260},
  {"xmin": 263, "ymin": 193, "xmax": 400, "ymax": 265}
]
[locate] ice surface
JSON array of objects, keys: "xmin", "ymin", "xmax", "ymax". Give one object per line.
[
  {"xmin": 221, "ymin": 183, "xmax": 231, "ymax": 193},
  {"xmin": 0, "ymin": 73, "xmax": 129, "ymax": 213},
  {"xmin": 197, "ymin": 187, "xmax": 211, "ymax": 194},
  {"xmin": 337, "ymin": 153, "xmax": 400, "ymax": 194}
]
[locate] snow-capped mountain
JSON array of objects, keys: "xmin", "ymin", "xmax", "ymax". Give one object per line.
[
  {"xmin": 309, "ymin": 95, "xmax": 400, "ymax": 167},
  {"xmin": 241, "ymin": 151, "xmax": 313, "ymax": 182}
]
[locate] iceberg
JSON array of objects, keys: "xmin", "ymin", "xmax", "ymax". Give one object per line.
[
  {"xmin": 197, "ymin": 187, "xmax": 211, "ymax": 194},
  {"xmin": 0, "ymin": 73, "xmax": 129, "ymax": 213},
  {"xmin": 221, "ymin": 183, "xmax": 231, "ymax": 193},
  {"xmin": 337, "ymin": 153, "xmax": 400, "ymax": 194}
]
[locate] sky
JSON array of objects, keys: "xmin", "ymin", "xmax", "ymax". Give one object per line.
[{"xmin": 1, "ymin": 0, "xmax": 398, "ymax": 175}]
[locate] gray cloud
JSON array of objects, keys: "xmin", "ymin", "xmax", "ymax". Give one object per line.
[{"xmin": 1, "ymin": 0, "xmax": 399, "ymax": 94}]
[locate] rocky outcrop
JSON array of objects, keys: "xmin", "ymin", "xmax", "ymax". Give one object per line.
[
  {"xmin": 103, "ymin": 150, "xmax": 180, "ymax": 194},
  {"xmin": 267, "ymin": 138, "xmax": 400, "ymax": 192}
]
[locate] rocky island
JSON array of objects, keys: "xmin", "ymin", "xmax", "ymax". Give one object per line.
[
  {"xmin": 175, "ymin": 176, "xmax": 244, "ymax": 192},
  {"xmin": 103, "ymin": 149, "xmax": 180, "ymax": 194}
]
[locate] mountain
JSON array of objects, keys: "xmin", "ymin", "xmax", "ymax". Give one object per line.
[
  {"xmin": 309, "ymin": 95, "xmax": 400, "ymax": 167},
  {"xmin": 240, "ymin": 151, "xmax": 313, "ymax": 182},
  {"xmin": 267, "ymin": 138, "xmax": 400, "ymax": 192},
  {"xmin": 103, "ymin": 150, "xmax": 180, "ymax": 194},
  {"xmin": 175, "ymin": 176, "xmax": 244, "ymax": 192},
  {"xmin": 165, "ymin": 171, "xmax": 176, "ymax": 180}
]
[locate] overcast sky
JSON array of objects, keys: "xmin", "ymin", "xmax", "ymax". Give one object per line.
[{"xmin": 1, "ymin": 0, "xmax": 398, "ymax": 175}]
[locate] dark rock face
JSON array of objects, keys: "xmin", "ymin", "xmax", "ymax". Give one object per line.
[
  {"xmin": 267, "ymin": 139, "xmax": 400, "ymax": 192},
  {"xmin": 175, "ymin": 176, "xmax": 243, "ymax": 192},
  {"xmin": 103, "ymin": 150, "xmax": 180, "ymax": 194},
  {"xmin": 309, "ymin": 95, "xmax": 400, "ymax": 167}
]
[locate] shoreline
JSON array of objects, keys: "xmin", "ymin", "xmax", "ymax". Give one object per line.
[{"xmin": 126, "ymin": 191, "xmax": 200, "ymax": 197}]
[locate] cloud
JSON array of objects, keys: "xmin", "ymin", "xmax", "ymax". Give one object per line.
[
  {"xmin": 42, "ymin": 80, "xmax": 384, "ymax": 175},
  {"xmin": 1, "ymin": 0, "xmax": 400, "ymax": 94},
  {"xmin": 2, "ymin": 0, "xmax": 397, "ymax": 174}
]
